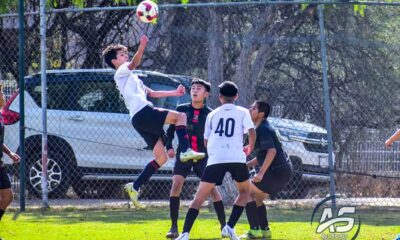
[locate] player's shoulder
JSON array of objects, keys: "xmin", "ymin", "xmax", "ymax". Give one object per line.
[
  {"xmin": 176, "ymin": 103, "xmax": 191, "ymax": 111},
  {"xmin": 204, "ymin": 105, "xmax": 213, "ymax": 113}
]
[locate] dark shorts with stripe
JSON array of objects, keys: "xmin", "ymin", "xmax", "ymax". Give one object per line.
[
  {"xmin": 131, "ymin": 105, "xmax": 169, "ymax": 150},
  {"xmin": 173, "ymin": 157, "xmax": 208, "ymax": 178},
  {"xmin": 201, "ymin": 163, "xmax": 250, "ymax": 186},
  {"xmin": 0, "ymin": 163, "xmax": 11, "ymax": 190},
  {"xmin": 253, "ymin": 163, "xmax": 293, "ymax": 195}
]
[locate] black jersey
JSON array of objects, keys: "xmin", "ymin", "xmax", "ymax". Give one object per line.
[
  {"xmin": 255, "ymin": 119, "xmax": 288, "ymax": 167},
  {"xmin": 166, "ymin": 103, "xmax": 212, "ymax": 154}
]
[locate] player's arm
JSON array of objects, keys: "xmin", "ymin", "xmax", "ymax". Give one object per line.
[
  {"xmin": 3, "ymin": 144, "xmax": 20, "ymax": 163},
  {"xmin": 127, "ymin": 35, "xmax": 148, "ymax": 70},
  {"xmin": 246, "ymin": 128, "xmax": 256, "ymax": 155},
  {"xmin": 385, "ymin": 129, "xmax": 400, "ymax": 148},
  {"xmin": 258, "ymin": 148, "xmax": 276, "ymax": 176},
  {"xmin": 165, "ymin": 106, "xmax": 183, "ymax": 151},
  {"xmin": 246, "ymin": 157, "xmax": 258, "ymax": 168},
  {"xmin": 145, "ymin": 84, "xmax": 185, "ymax": 98}
]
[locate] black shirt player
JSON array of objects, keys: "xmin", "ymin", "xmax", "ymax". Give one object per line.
[
  {"xmin": 164, "ymin": 79, "xmax": 226, "ymax": 239},
  {"xmin": 241, "ymin": 100, "xmax": 293, "ymax": 239}
]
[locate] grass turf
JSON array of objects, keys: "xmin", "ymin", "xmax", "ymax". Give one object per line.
[{"xmin": 0, "ymin": 207, "xmax": 399, "ymax": 240}]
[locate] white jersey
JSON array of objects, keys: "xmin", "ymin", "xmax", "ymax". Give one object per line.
[
  {"xmin": 114, "ymin": 63, "xmax": 151, "ymax": 117},
  {"xmin": 204, "ymin": 103, "xmax": 254, "ymax": 166}
]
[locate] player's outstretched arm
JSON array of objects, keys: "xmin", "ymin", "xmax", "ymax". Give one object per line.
[
  {"xmin": 146, "ymin": 84, "xmax": 185, "ymax": 98},
  {"xmin": 385, "ymin": 129, "xmax": 400, "ymax": 148},
  {"xmin": 128, "ymin": 35, "xmax": 148, "ymax": 70}
]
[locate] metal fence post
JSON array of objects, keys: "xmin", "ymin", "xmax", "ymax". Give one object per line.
[
  {"xmin": 18, "ymin": 0, "xmax": 26, "ymax": 212},
  {"xmin": 318, "ymin": 4, "xmax": 337, "ymax": 209},
  {"xmin": 40, "ymin": 0, "xmax": 49, "ymax": 209}
]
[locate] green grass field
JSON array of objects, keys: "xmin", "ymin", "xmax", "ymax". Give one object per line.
[{"xmin": 0, "ymin": 207, "xmax": 399, "ymax": 240}]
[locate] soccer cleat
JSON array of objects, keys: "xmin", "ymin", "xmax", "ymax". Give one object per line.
[
  {"xmin": 221, "ymin": 225, "xmax": 239, "ymax": 240},
  {"xmin": 260, "ymin": 229, "xmax": 271, "ymax": 239},
  {"xmin": 124, "ymin": 183, "xmax": 144, "ymax": 208},
  {"xmin": 239, "ymin": 229, "xmax": 263, "ymax": 239},
  {"xmin": 180, "ymin": 148, "xmax": 205, "ymax": 162},
  {"xmin": 175, "ymin": 232, "xmax": 189, "ymax": 240},
  {"xmin": 166, "ymin": 227, "xmax": 179, "ymax": 239}
]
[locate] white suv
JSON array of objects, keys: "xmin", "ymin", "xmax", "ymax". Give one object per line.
[
  {"xmin": 269, "ymin": 117, "xmax": 334, "ymax": 199},
  {"xmin": 2, "ymin": 69, "xmax": 333, "ymax": 199}
]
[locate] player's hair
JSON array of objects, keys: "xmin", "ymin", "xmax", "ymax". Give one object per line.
[
  {"xmin": 191, "ymin": 78, "xmax": 211, "ymax": 92},
  {"xmin": 218, "ymin": 81, "xmax": 238, "ymax": 97},
  {"xmin": 102, "ymin": 44, "xmax": 128, "ymax": 69},
  {"xmin": 255, "ymin": 100, "xmax": 271, "ymax": 119}
]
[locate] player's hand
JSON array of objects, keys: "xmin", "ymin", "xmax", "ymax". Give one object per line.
[
  {"xmin": 243, "ymin": 145, "xmax": 253, "ymax": 156},
  {"xmin": 140, "ymin": 35, "xmax": 148, "ymax": 46},
  {"xmin": 167, "ymin": 148, "xmax": 175, "ymax": 158},
  {"xmin": 175, "ymin": 85, "xmax": 185, "ymax": 96},
  {"xmin": 8, "ymin": 152, "xmax": 20, "ymax": 163},
  {"xmin": 252, "ymin": 173, "xmax": 263, "ymax": 183},
  {"xmin": 385, "ymin": 139, "xmax": 393, "ymax": 148}
]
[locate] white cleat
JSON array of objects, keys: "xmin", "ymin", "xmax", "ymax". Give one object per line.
[
  {"xmin": 221, "ymin": 225, "xmax": 239, "ymax": 240},
  {"xmin": 175, "ymin": 232, "xmax": 189, "ymax": 240},
  {"xmin": 124, "ymin": 183, "xmax": 144, "ymax": 208},
  {"xmin": 180, "ymin": 148, "xmax": 205, "ymax": 162}
]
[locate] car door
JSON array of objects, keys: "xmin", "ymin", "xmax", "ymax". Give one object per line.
[{"xmin": 59, "ymin": 78, "xmax": 153, "ymax": 170}]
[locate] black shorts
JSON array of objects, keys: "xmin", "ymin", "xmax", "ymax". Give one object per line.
[
  {"xmin": 201, "ymin": 163, "xmax": 249, "ymax": 185},
  {"xmin": 0, "ymin": 164, "xmax": 11, "ymax": 190},
  {"xmin": 254, "ymin": 163, "xmax": 293, "ymax": 195},
  {"xmin": 173, "ymin": 157, "xmax": 207, "ymax": 178},
  {"xmin": 131, "ymin": 105, "xmax": 169, "ymax": 150}
]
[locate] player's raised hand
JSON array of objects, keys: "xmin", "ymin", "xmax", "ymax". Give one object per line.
[
  {"xmin": 8, "ymin": 152, "xmax": 20, "ymax": 164},
  {"xmin": 385, "ymin": 139, "xmax": 393, "ymax": 148},
  {"xmin": 140, "ymin": 35, "xmax": 148, "ymax": 46},
  {"xmin": 175, "ymin": 84, "xmax": 185, "ymax": 96}
]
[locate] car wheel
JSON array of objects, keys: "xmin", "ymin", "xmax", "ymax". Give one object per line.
[{"xmin": 26, "ymin": 145, "xmax": 72, "ymax": 198}]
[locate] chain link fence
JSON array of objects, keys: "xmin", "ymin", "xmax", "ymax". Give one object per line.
[{"xmin": 0, "ymin": 1, "xmax": 399, "ymax": 208}]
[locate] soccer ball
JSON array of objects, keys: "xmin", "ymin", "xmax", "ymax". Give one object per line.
[{"xmin": 136, "ymin": 1, "xmax": 159, "ymax": 23}]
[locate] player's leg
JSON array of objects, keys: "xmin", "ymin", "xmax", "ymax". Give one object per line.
[
  {"xmin": 167, "ymin": 174, "xmax": 186, "ymax": 238},
  {"xmin": 222, "ymin": 163, "xmax": 250, "ymax": 240},
  {"xmin": 125, "ymin": 138, "xmax": 167, "ymax": 208},
  {"xmin": 242, "ymin": 183, "xmax": 267, "ymax": 239},
  {"xmin": 179, "ymin": 181, "xmax": 215, "ymax": 236},
  {"xmin": 0, "ymin": 165, "xmax": 13, "ymax": 221},
  {"xmin": 164, "ymin": 110, "xmax": 205, "ymax": 162},
  {"xmin": 210, "ymin": 186, "xmax": 226, "ymax": 230},
  {"xmin": 177, "ymin": 164, "xmax": 225, "ymax": 239},
  {"xmin": 193, "ymin": 158, "xmax": 226, "ymax": 230}
]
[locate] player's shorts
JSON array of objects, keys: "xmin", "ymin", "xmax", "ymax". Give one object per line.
[
  {"xmin": 131, "ymin": 105, "xmax": 169, "ymax": 150},
  {"xmin": 201, "ymin": 163, "xmax": 249, "ymax": 185},
  {"xmin": 254, "ymin": 162, "xmax": 293, "ymax": 195},
  {"xmin": 0, "ymin": 163, "xmax": 11, "ymax": 190},
  {"xmin": 173, "ymin": 157, "xmax": 207, "ymax": 178}
]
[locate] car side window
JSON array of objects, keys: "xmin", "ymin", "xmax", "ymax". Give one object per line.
[
  {"xmin": 29, "ymin": 83, "xmax": 74, "ymax": 110},
  {"xmin": 76, "ymin": 81, "xmax": 128, "ymax": 113}
]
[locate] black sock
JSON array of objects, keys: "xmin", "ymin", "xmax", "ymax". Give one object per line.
[
  {"xmin": 227, "ymin": 204, "xmax": 244, "ymax": 229},
  {"xmin": 133, "ymin": 160, "xmax": 160, "ymax": 191},
  {"xmin": 170, "ymin": 196, "xmax": 180, "ymax": 228},
  {"xmin": 182, "ymin": 208, "xmax": 199, "ymax": 233},
  {"xmin": 213, "ymin": 200, "xmax": 226, "ymax": 229},
  {"xmin": 176, "ymin": 126, "xmax": 189, "ymax": 152},
  {"xmin": 257, "ymin": 204, "xmax": 269, "ymax": 230},
  {"xmin": 0, "ymin": 209, "xmax": 5, "ymax": 221},
  {"xmin": 245, "ymin": 201, "xmax": 259, "ymax": 230}
]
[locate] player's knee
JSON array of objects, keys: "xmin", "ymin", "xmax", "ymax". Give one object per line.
[
  {"xmin": 3, "ymin": 191, "xmax": 13, "ymax": 206},
  {"xmin": 210, "ymin": 188, "xmax": 222, "ymax": 201},
  {"xmin": 155, "ymin": 152, "xmax": 168, "ymax": 164}
]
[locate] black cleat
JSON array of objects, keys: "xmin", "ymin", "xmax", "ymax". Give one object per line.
[{"xmin": 166, "ymin": 227, "xmax": 179, "ymax": 239}]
